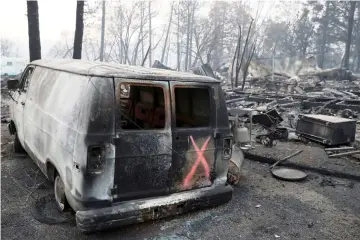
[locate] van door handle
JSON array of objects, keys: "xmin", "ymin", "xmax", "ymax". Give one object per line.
[
  {"xmin": 21, "ymin": 101, "xmax": 25, "ymax": 106},
  {"xmin": 214, "ymin": 131, "xmax": 221, "ymax": 139}
]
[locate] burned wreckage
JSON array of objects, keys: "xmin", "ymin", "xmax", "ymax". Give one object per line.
[
  {"xmin": 6, "ymin": 59, "xmax": 234, "ymax": 232},
  {"xmin": 223, "ymin": 66, "xmax": 360, "ymax": 151}
]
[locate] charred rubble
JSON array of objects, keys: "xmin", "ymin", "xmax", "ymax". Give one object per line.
[
  {"xmin": 152, "ymin": 60, "xmax": 360, "ymax": 151},
  {"xmin": 224, "ymin": 67, "xmax": 360, "ymax": 151}
]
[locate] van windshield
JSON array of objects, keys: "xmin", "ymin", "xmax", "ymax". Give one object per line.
[{"xmin": 175, "ymin": 87, "xmax": 210, "ymax": 128}]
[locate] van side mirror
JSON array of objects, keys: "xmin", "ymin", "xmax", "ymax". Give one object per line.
[{"xmin": 7, "ymin": 79, "xmax": 19, "ymax": 90}]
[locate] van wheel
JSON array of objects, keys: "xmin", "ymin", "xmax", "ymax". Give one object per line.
[
  {"xmin": 54, "ymin": 174, "xmax": 68, "ymax": 212},
  {"xmin": 13, "ymin": 133, "xmax": 25, "ymax": 153}
]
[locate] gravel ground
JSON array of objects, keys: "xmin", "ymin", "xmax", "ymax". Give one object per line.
[{"xmin": 1, "ymin": 121, "xmax": 360, "ymax": 240}]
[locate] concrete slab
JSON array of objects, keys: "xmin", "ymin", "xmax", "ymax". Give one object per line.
[{"xmin": 245, "ymin": 141, "xmax": 360, "ymax": 181}]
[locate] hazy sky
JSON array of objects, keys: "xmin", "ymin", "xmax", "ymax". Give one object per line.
[
  {"xmin": 0, "ymin": 0, "xmax": 301, "ymax": 61},
  {"xmin": 1, "ymin": 0, "xmax": 80, "ymax": 59},
  {"xmin": 1, "ymin": 0, "xmax": 183, "ymax": 59}
]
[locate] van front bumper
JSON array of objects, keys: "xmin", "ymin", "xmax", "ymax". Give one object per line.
[{"xmin": 76, "ymin": 184, "xmax": 233, "ymax": 232}]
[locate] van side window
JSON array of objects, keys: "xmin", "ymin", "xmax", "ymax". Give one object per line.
[
  {"xmin": 20, "ymin": 67, "xmax": 34, "ymax": 92},
  {"xmin": 117, "ymin": 83, "xmax": 165, "ymax": 130},
  {"xmin": 175, "ymin": 87, "xmax": 210, "ymax": 128}
]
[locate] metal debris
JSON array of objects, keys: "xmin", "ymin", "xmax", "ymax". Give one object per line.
[
  {"xmin": 328, "ymin": 150, "xmax": 360, "ymax": 158},
  {"xmin": 269, "ymin": 150, "xmax": 307, "ymax": 181},
  {"xmin": 296, "ymin": 114, "xmax": 356, "ymax": 146},
  {"xmin": 324, "ymin": 147, "xmax": 355, "ymax": 152}
]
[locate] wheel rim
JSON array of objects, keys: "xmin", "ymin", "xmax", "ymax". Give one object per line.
[{"xmin": 54, "ymin": 175, "xmax": 66, "ymax": 211}]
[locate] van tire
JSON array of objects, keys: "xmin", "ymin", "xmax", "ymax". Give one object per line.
[
  {"xmin": 54, "ymin": 173, "xmax": 69, "ymax": 212},
  {"xmin": 13, "ymin": 133, "xmax": 25, "ymax": 153}
]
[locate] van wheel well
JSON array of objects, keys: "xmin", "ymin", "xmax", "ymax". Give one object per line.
[
  {"xmin": 9, "ymin": 121, "xmax": 16, "ymax": 135},
  {"xmin": 46, "ymin": 161, "xmax": 56, "ymax": 182}
]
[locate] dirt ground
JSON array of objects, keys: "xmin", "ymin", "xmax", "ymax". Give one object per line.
[{"xmin": 1, "ymin": 122, "xmax": 360, "ymax": 240}]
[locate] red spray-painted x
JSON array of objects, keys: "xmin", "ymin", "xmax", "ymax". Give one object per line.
[{"xmin": 182, "ymin": 136, "xmax": 211, "ymax": 188}]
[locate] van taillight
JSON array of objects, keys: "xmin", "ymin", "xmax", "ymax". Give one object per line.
[
  {"xmin": 87, "ymin": 146, "xmax": 105, "ymax": 174},
  {"xmin": 222, "ymin": 138, "xmax": 232, "ymax": 160}
]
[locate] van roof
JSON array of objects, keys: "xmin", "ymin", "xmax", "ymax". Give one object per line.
[{"xmin": 31, "ymin": 59, "xmax": 220, "ymax": 83}]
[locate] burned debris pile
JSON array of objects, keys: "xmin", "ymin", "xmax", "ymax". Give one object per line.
[
  {"xmin": 224, "ymin": 66, "xmax": 360, "ymax": 168},
  {"xmin": 224, "ymin": 73, "xmax": 360, "ymax": 181},
  {"xmin": 225, "ymin": 86, "xmax": 360, "ymax": 147},
  {"xmin": 158, "ymin": 59, "xmax": 360, "ymax": 159}
]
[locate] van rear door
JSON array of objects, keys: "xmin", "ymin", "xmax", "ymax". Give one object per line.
[
  {"xmin": 112, "ymin": 79, "xmax": 172, "ymax": 201},
  {"xmin": 169, "ymin": 82, "xmax": 218, "ymax": 192}
]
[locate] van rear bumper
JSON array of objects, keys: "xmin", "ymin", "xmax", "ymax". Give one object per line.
[{"xmin": 76, "ymin": 184, "xmax": 233, "ymax": 232}]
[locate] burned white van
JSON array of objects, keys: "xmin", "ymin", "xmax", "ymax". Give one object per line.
[{"xmin": 7, "ymin": 59, "xmax": 233, "ymax": 232}]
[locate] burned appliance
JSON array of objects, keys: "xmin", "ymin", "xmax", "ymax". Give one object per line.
[
  {"xmin": 296, "ymin": 114, "xmax": 356, "ymax": 146},
  {"xmin": 252, "ymin": 109, "xmax": 283, "ymax": 128},
  {"xmin": 252, "ymin": 109, "xmax": 288, "ymax": 147},
  {"xmin": 255, "ymin": 127, "xmax": 289, "ymax": 147}
]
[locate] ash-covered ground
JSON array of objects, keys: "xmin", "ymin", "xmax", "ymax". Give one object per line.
[{"xmin": 2, "ymin": 122, "xmax": 360, "ymax": 239}]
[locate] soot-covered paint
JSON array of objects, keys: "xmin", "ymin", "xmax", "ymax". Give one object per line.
[
  {"xmin": 8, "ymin": 59, "xmax": 233, "ymax": 232},
  {"xmin": 182, "ymin": 136, "xmax": 211, "ymax": 188}
]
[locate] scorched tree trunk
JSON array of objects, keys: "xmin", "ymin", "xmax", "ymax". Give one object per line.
[
  {"xmin": 73, "ymin": 0, "xmax": 84, "ymax": 59},
  {"xmin": 27, "ymin": 0, "xmax": 41, "ymax": 62},
  {"xmin": 344, "ymin": 2, "xmax": 357, "ymax": 69}
]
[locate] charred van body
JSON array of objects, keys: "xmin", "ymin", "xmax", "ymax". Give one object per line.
[{"xmin": 7, "ymin": 59, "xmax": 233, "ymax": 232}]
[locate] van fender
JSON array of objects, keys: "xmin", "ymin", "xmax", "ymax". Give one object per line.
[
  {"xmin": 45, "ymin": 160, "xmax": 56, "ymax": 182},
  {"xmin": 45, "ymin": 159, "xmax": 58, "ymax": 182},
  {"xmin": 46, "ymin": 158, "xmax": 73, "ymax": 190}
]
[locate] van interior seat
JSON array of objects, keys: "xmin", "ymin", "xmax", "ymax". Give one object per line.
[
  {"xmin": 135, "ymin": 102, "xmax": 154, "ymax": 125},
  {"xmin": 134, "ymin": 103, "xmax": 166, "ymax": 128},
  {"xmin": 152, "ymin": 106, "xmax": 165, "ymax": 128}
]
